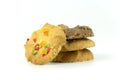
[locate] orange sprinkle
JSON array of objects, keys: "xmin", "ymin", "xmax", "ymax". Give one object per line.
[
  {"xmin": 42, "ymin": 54, "xmax": 46, "ymax": 57},
  {"xmin": 44, "ymin": 31, "xmax": 49, "ymax": 36},
  {"xmin": 33, "ymin": 38, "xmax": 37, "ymax": 43},
  {"xmin": 47, "ymin": 48, "xmax": 51, "ymax": 54},
  {"xmin": 42, "ymin": 48, "xmax": 51, "ymax": 57}
]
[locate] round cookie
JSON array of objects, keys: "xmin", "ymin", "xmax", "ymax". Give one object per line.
[
  {"xmin": 53, "ymin": 49, "xmax": 94, "ymax": 62},
  {"xmin": 64, "ymin": 25, "xmax": 94, "ymax": 40},
  {"xmin": 61, "ymin": 38, "xmax": 95, "ymax": 52},
  {"xmin": 24, "ymin": 23, "xmax": 66, "ymax": 65},
  {"xmin": 58, "ymin": 24, "xmax": 94, "ymax": 40}
]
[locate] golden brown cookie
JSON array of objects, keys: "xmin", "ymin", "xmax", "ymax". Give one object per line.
[
  {"xmin": 24, "ymin": 23, "xmax": 66, "ymax": 65},
  {"xmin": 53, "ymin": 49, "xmax": 94, "ymax": 62},
  {"xmin": 61, "ymin": 38, "xmax": 95, "ymax": 52}
]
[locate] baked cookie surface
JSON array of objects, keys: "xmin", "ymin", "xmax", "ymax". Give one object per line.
[
  {"xmin": 53, "ymin": 49, "xmax": 94, "ymax": 62},
  {"xmin": 61, "ymin": 38, "xmax": 95, "ymax": 52},
  {"xmin": 58, "ymin": 24, "xmax": 68, "ymax": 30},
  {"xmin": 24, "ymin": 23, "xmax": 66, "ymax": 65},
  {"xmin": 58, "ymin": 25, "xmax": 94, "ymax": 40}
]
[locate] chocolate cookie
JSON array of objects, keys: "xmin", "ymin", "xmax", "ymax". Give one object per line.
[
  {"xmin": 58, "ymin": 24, "xmax": 68, "ymax": 30},
  {"xmin": 58, "ymin": 24, "xmax": 94, "ymax": 40}
]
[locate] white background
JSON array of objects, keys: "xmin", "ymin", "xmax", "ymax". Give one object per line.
[{"xmin": 0, "ymin": 0, "xmax": 120, "ymax": 80}]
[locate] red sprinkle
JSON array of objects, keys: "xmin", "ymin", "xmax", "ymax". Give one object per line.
[
  {"xmin": 33, "ymin": 38, "xmax": 37, "ymax": 43},
  {"xmin": 26, "ymin": 38, "xmax": 29, "ymax": 43},
  {"xmin": 42, "ymin": 48, "xmax": 51, "ymax": 57},
  {"xmin": 34, "ymin": 44, "xmax": 40, "ymax": 51},
  {"xmin": 42, "ymin": 54, "xmax": 46, "ymax": 57},
  {"xmin": 47, "ymin": 48, "xmax": 51, "ymax": 54},
  {"xmin": 27, "ymin": 38, "xmax": 29, "ymax": 41},
  {"xmin": 35, "ymin": 44, "xmax": 39, "ymax": 47}
]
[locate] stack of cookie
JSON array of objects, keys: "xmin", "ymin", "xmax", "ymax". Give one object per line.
[
  {"xmin": 24, "ymin": 23, "xmax": 95, "ymax": 65},
  {"xmin": 53, "ymin": 24, "xmax": 95, "ymax": 62}
]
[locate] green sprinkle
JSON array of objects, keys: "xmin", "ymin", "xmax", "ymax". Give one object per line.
[
  {"xmin": 32, "ymin": 49, "xmax": 38, "ymax": 55},
  {"xmin": 44, "ymin": 44, "xmax": 49, "ymax": 49}
]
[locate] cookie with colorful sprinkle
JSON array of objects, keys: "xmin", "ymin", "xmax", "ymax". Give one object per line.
[
  {"xmin": 53, "ymin": 49, "xmax": 94, "ymax": 62},
  {"xmin": 24, "ymin": 23, "xmax": 66, "ymax": 65}
]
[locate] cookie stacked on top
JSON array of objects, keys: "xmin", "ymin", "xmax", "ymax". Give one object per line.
[
  {"xmin": 24, "ymin": 23, "xmax": 95, "ymax": 65},
  {"xmin": 53, "ymin": 24, "xmax": 95, "ymax": 62}
]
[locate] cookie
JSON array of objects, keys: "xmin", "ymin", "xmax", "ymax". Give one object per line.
[
  {"xmin": 61, "ymin": 38, "xmax": 95, "ymax": 52},
  {"xmin": 58, "ymin": 24, "xmax": 68, "ymax": 30},
  {"xmin": 53, "ymin": 49, "xmax": 94, "ymax": 62},
  {"xmin": 63, "ymin": 25, "xmax": 94, "ymax": 40},
  {"xmin": 24, "ymin": 23, "xmax": 66, "ymax": 65}
]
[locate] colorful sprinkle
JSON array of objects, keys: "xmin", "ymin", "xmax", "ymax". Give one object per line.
[
  {"xmin": 44, "ymin": 44, "xmax": 49, "ymax": 49},
  {"xmin": 42, "ymin": 49, "xmax": 47, "ymax": 54},
  {"xmin": 27, "ymin": 38, "xmax": 29, "ymax": 41},
  {"xmin": 33, "ymin": 38, "xmax": 37, "ymax": 43},
  {"xmin": 40, "ymin": 27, "xmax": 49, "ymax": 36},
  {"xmin": 41, "ymin": 48, "xmax": 48, "ymax": 57},
  {"xmin": 42, "ymin": 54, "xmax": 46, "ymax": 57},
  {"xmin": 34, "ymin": 44, "xmax": 40, "ymax": 51},
  {"xmin": 40, "ymin": 28, "xmax": 49, "ymax": 32},
  {"xmin": 47, "ymin": 48, "xmax": 51, "ymax": 54},
  {"xmin": 26, "ymin": 38, "xmax": 29, "ymax": 43},
  {"xmin": 31, "ymin": 39, "xmax": 51, "ymax": 57},
  {"xmin": 41, "ymin": 48, "xmax": 51, "ymax": 57},
  {"xmin": 32, "ymin": 49, "xmax": 38, "ymax": 55},
  {"xmin": 44, "ymin": 31, "xmax": 49, "ymax": 36},
  {"xmin": 40, "ymin": 41, "xmax": 46, "ymax": 47}
]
